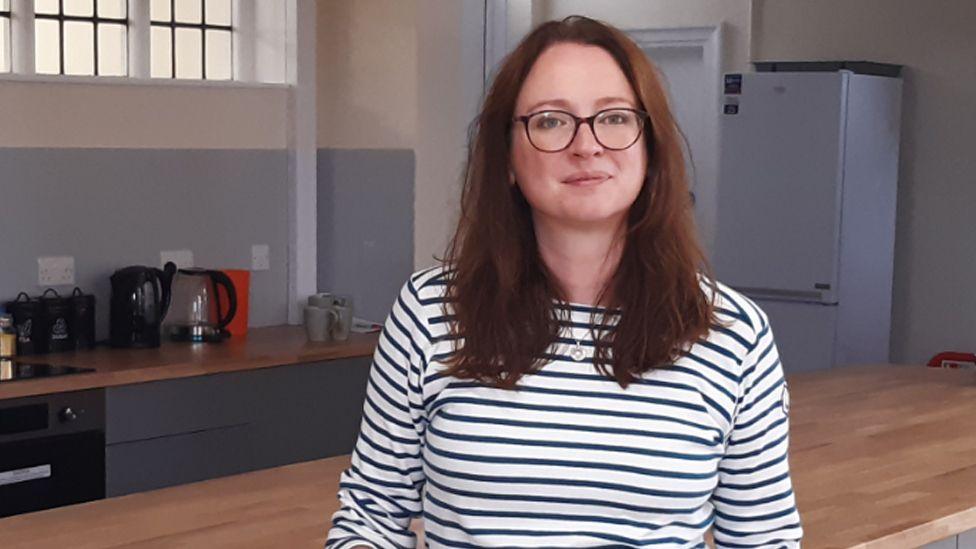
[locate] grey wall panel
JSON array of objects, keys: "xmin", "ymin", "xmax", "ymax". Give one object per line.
[
  {"xmin": 0, "ymin": 148, "xmax": 289, "ymax": 339},
  {"xmin": 317, "ymin": 148, "xmax": 415, "ymax": 323}
]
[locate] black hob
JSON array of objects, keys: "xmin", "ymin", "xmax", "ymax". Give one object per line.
[{"xmin": 0, "ymin": 360, "xmax": 96, "ymax": 383}]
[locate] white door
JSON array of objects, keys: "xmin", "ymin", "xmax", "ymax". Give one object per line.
[
  {"xmin": 642, "ymin": 45, "xmax": 709, "ymax": 234},
  {"xmin": 630, "ymin": 27, "xmax": 721, "ymax": 258}
]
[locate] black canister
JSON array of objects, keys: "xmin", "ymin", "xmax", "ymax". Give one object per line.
[
  {"xmin": 4, "ymin": 292, "xmax": 44, "ymax": 355},
  {"xmin": 40, "ymin": 288, "xmax": 72, "ymax": 353},
  {"xmin": 70, "ymin": 287, "xmax": 96, "ymax": 350}
]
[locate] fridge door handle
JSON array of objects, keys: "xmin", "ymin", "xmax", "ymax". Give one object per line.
[{"xmin": 735, "ymin": 286, "xmax": 838, "ymax": 305}]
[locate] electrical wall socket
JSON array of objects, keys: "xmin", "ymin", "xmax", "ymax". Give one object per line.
[
  {"xmin": 38, "ymin": 256, "xmax": 75, "ymax": 286},
  {"xmin": 160, "ymin": 249, "xmax": 194, "ymax": 269},
  {"xmin": 251, "ymin": 244, "xmax": 270, "ymax": 271}
]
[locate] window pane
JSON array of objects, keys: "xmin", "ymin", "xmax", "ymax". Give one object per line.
[
  {"xmin": 205, "ymin": 30, "xmax": 230, "ymax": 80},
  {"xmin": 34, "ymin": 19, "xmax": 60, "ymax": 74},
  {"xmin": 205, "ymin": 0, "xmax": 231, "ymax": 26},
  {"xmin": 0, "ymin": 18, "xmax": 9, "ymax": 73},
  {"xmin": 150, "ymin": 0, "xmax": 171, "ymax": 21},
  {"xmin": 97, "ymin": 0, "xmax": 127, "ymax": 19},
  {"xmin": 174, "ymin": 27, "xmax": 201, "ymax": 79},
  {"xmin": 175, "ymin": 0, "xmax": 202, "ymax": 24},
  {"xmin": 64, "ymin": 21, "xmax": 95, "ymax": 75},
  {"xmin": 98, "ymin": 23, "xmax": 126, "ymax": 76},
  {"xmin": 150, "ymin": 26, "xmax": 172, "ymax": 78},
  {"xmin": 64, "ymin": 0, "xmax": 94, "ymax": 17},
  {"xmin": 34, "ymin": 0, "xmax": 58, "ymax": 15}
]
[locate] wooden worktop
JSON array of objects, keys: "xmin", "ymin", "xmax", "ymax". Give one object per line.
[
  {"xmin": 788, "ymin": 363, "xmax": 976, "ymax": 548},
  {"xmin": 4, "ymin": 363, "xmax": 976, "ymax": 548},
  {"xmin": 0, "ymin": 455, "xmax": 353, "ymax": 549},
  {"xmin": 0, "ymin": 326, "xmax": 378, "ymax": 400}
]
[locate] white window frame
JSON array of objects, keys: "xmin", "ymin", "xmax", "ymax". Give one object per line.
[
  {"xmin": 0, "ymin": 0, "xmax": 283, "ymax": 88},
  {"xmin": 0, "ymin": 0, "xmax": 11, "ymax": 73}
]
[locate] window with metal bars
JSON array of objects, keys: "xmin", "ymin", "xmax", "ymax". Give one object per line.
[
  {"xmin": 150, "ymin": 0, "xmax": 232, "ymax": 80},
  {"xmin": 1, "ymin": 0, "xmax": 12, "ymax": 73},
  {"xmin": 33, "ymin": 0, "xmax": 128, "ymax": 76}
]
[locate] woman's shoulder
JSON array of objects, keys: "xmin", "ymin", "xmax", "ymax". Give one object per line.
[
  {"xmin": 393, "ymin": 265, "xmax": 451, "ymax": 321},
  {"xmin": 405, "ymin": 265, "xmax": 451, "ymax": 296},
  {"xmin": 697, "ymin": 274, "xmax": 770, "ymax": 345}
]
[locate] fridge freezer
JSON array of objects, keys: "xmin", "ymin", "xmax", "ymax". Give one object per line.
[{"xmin": 713, "ymin": 70, "xmax": 902, "ymax": 371}]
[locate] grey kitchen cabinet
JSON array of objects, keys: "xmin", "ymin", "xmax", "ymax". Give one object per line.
[
  {"xmin": 106, "ymin": 424, "xmax": 254, "ymax": 495},
  {"xmin": 960, "ymin": 528, "xmax": 976, "ymax": 549},
  {"xmin": 105, "ymin": 357, "xmax": 370, "ymax": 496},
  {"xmin": 921, "ymin": 537, "xmax": 958, "ymax": 549},
  {"xmin": 920, "ymin": 528, "xmax": 976, "ymax": 549},
  {"xmin": 246, "ymin": 358, "xmax": 374, "ymax": 470},
  {"xmin": 106, "ymin": 368, "xmax": 256, "ymax": 445}
]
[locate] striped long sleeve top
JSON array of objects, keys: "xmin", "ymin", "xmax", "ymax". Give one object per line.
[{"xmin": 326, "ymin": 267, "xmax": 803, "ymax": 548}]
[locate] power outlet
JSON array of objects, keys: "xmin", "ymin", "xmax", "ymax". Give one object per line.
[
  {"xmin": 160, "ymin": 249, "xmax": 194, "ymax": 269},
  {"xmin": 251, "ymin": 244, "xmax": 270, "ymax": 271},
  {"xmin": 38, "ymin": 256, "xmax": 75, "ymax": 286}
]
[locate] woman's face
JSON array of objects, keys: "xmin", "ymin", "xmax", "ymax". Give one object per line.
[{"xmin": 511, "ymin": 42, "xmax": 648, "ymax": 230}]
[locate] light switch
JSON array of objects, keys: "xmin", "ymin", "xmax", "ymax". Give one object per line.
[{"xmin": 251, "ymin": 244, "xmax": 270, "ymax": 271}]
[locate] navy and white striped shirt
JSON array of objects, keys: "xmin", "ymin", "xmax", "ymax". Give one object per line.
[{"xmin": 326, "ymin": 267, "xmax": 803, "ymax": 548}]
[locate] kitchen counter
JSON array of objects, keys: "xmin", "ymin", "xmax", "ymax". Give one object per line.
[
  {"xmin": 0, "ymin": 326, "xmax": 379, "ymax": 400},
  {"xmin": 0, "ymin": 454, "xmax": 354, "ymax": 549},
  {"xmin": 4, "ymin": 363, "xmax": 976, "ymax": 548},
  {"xmin": 788, "ymin": 362, "xmax": 976, "ymax": 547}
]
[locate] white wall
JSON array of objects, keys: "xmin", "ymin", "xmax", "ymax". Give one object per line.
[
  {"xmin": 753, "ymin": 0, "xmax": 976, "ymax": 364},
  {"xmin": 316, "ymin": 0, "xmax": 417, "ymax": 149},
  {"xmin": 0, "ymin": 80, "xmax": 287, "ymax": 149},
  {"xmin": 535, "ymin": 0, "xmax": 753, "ymax": 72},
  {"xmin": 413, "ymin": 1, "xmax": 485, "ymax": 270},
  {"xmin": 315, "ymin": 0, "xmax": 483, "ymax": 271}
]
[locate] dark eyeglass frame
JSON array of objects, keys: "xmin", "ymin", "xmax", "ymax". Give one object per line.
[{"xmin": 513, "ymin": 108, "xmax": 652, "ymax": 153}]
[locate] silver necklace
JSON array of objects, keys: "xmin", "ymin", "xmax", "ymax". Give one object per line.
[
  {"xmin": 560, "ymin": 307, "xmax": 588, "ymax": 361},
  {"xmin": 564, "ymin": 321, "xmax": 587, "ymax": 361},
  {"xmin": 569, "ymin": 337, "xmax": 587, "ymax": 362}
]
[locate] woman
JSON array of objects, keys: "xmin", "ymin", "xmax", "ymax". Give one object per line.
[{"xmin": 327, "ymin": 16, "xmax": 802, "ymax": 548}]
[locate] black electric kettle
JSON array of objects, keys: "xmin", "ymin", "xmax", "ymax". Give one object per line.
[
  {"xmin": 165, "ymin": 268, "xmax": 237, "ymax": 343},
  {"xmin": 109, "ymin": 262, "xmax": 177, "ymax": 348}
]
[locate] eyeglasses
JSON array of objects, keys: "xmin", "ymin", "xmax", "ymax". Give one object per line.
[{"xmin": 513, "ymin": 108, "xmax": 650, "ymax": 153}]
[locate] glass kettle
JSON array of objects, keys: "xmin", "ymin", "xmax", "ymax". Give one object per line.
[{"xmin": 166, "ymin": 268, "xmax": 237, "ymax": 343}]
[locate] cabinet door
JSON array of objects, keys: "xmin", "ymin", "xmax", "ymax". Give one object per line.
[
  {"xmin": 920, "ymin": 537, "xmax": 958, "ymax": 549},
  {"xmin": 103, "ymin": 357, "xmax": 371, "ymax": 496},
  {"xmin": 106, "ymin": 370, "xmax": 257, "ymax": 444},
  {"xmin": 959, "ymin": 528, "xmax": 976, "ymax": 549},
  {"xmin": 248, "ymin": 357, "xmax": 371, "ymax": 470},
  {"xmin": 106, "ymin": 423, "xmax": 252, "ymax": 496}
]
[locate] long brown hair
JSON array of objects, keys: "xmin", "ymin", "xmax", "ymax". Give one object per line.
[{"xmin": 440, "ymin": 15, "xmax": 718, "ymax": 389}]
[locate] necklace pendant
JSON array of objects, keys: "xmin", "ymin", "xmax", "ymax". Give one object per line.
[{"xmin": 569, "ymin": 344, "xmax": 586, "ymax": 362}]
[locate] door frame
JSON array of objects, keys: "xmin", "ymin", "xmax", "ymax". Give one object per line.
[{"xmin": 625, "ymin": 25, "xmax": 724, "ymax": 255}]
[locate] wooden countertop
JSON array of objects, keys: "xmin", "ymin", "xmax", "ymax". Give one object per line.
[
  {"xmin": 0, "ymin": 455, "xmax": 354, "ymax": 549},
  {"xmin": 4, "ymin": 363, "xmax": 976, "ymax": 548},
  {"xmin": 789, "ymin": 363, "xmax": 976, "ymax": 548},
  {"xmin": 0, "ymin": 326, "xmax": 378, "ymax": 400}
]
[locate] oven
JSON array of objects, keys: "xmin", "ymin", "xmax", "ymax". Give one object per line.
[{"xmin": 0, "ymin": 389, "xmax": 105, "ymax": 518}]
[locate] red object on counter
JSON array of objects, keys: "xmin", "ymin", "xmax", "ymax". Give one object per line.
[
  {"xmin": 220, "ymin": 269, "xmax": 250, "ymax": 339},
  {"xmin": 927, "ymin": 351, "xmax": 976, "ymax": 369}
]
